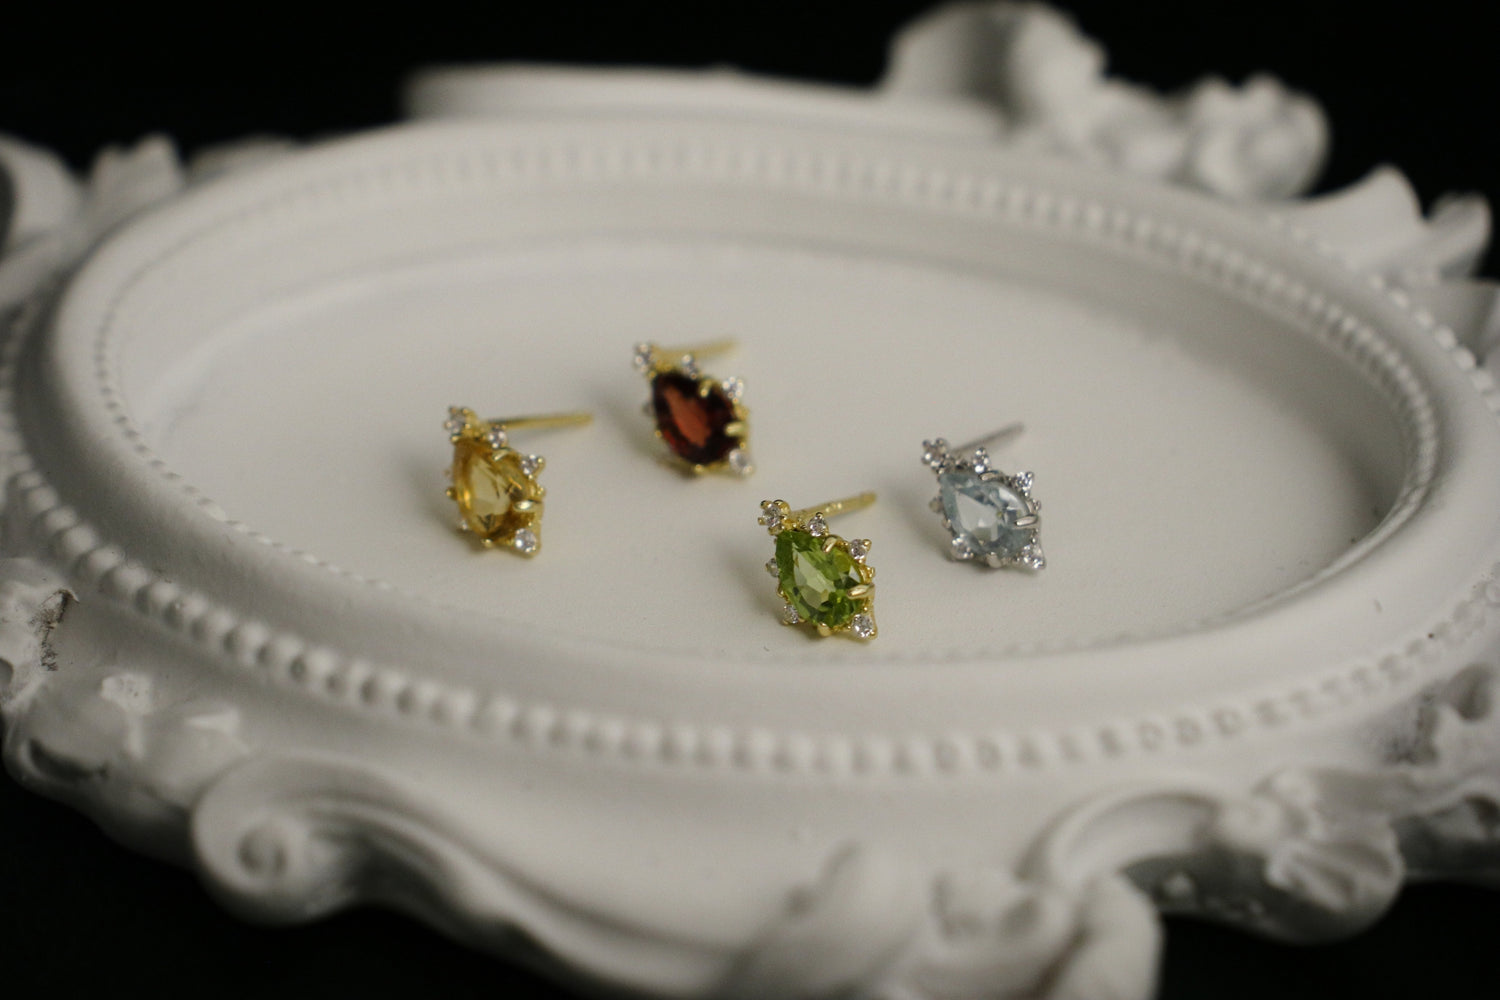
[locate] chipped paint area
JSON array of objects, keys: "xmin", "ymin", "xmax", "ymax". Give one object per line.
[
  {"xmin": 28, "ymin": 588, "xmax": 73, "ymax": 671},
  {"xmin": 0, "ymin": 558, "xmax": 76, "ymax": 701}
]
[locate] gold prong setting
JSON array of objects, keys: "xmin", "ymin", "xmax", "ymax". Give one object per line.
[
  {"xmin": 635, "ymin": 341, "xmax": 753, "ymax": 477},
  {"xmin": 759, "ymin": 499, "xmax": 878, "ymax": 640},
  {"xmin": 445, "ymin": 406, "xmax": 547, "ymax": 557}
]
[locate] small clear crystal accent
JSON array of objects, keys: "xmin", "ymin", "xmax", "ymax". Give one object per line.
[
  {"xmin": 808, "ymin": 514, "xmax": 829, "ymax": 538},
  {"xmin": 679, "ymin": 357, "xmax": 700, "ymax": 378},
  {"xmin": 969, "ymin": 448, "xmax": 990, "ymax": 474},
  {"xmin": 781, "ymin": 603, "xmax": 801, "ymax": 625},
  {"xmin": 518, "ymin": 454, "xmax": 542, "ymax": 477},
  {"xmin": 485, "ymin": 428, "xmax": 508, "ymax": 450},
  {"xmin": 921, "ymin": 438, "xmax": 949, "ymax": 469},
  {"xmin": 632, "ymin": 343, "xmax": 655, "ymax": 371},
  {"xmin": 850, "ymin": 614, "xmax": 875, "ymax": 639},
  {"xmin": 512, "ymin": 529, "xmax": 539, "ymax": 555},
  {"xmin": 950, "ymin": 535, "xmax": 974, "ymax": 560},
  {"xmin": 765, "ymin": 557, "xmax": 779, "ymax": 577},
  {"xmin": 1013, "ymin": 471, "xmax": 1034, "ymax": 493},
  {"xmin": 847, "ymin": 538, "xmax": 870, "ymax": 561},
  {"xmin": 721, "ymin": 376, "xmax": 745, "ymax": 401},
  {"xmin": 727, "ymin": 449, "xmax": 754, "ymax": 476},
  {"xmin": 759, "ymin": 501, "xmax": 785, "ymax": 531}
]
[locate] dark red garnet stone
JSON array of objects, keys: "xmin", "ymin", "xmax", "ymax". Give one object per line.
[{"xmin": 651, "ymin": 371, "xmax": 737, "ymax": 466}]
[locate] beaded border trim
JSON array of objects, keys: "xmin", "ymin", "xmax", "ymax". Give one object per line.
[{"xmin": 3, "ymin": 133, "xmax": 1493, "ymax": 777}]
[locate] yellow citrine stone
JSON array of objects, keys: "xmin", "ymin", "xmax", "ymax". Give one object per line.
[{"xmin": 446, "ymin": 407, "xmax": 545, "ymax": 556}]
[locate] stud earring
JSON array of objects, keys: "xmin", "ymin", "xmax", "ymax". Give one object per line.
[
  {"xmin": 758, "ymin": 493, "xmax": 877, "ymax": 639},
  {"xmin": 633, "ymin": 340, "xmax": 752, "ymax": 476},
  {"xmin": 922, "ymin": 423, "xmax": 1044, "ymax": 570},
  {"xmin": 444, "ymin": 405, "xmax": 592, "ymax": 556}
]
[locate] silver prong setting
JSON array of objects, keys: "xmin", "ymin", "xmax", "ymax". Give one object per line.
[
  {"xmin": 921, "ymin": 438, "xmax": 951, "ymax": 470},
  {"xmin": 924, "ymin": 429, "xmax": 1042, "ymax": 572}
]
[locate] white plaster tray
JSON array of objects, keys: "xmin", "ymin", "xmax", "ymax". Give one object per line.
[{"xmin": 3, "ymin": 114, "xmax": 1500, "ymax": 1000}]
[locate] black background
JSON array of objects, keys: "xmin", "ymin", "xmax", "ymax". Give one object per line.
[{"xmin": 3, "ymin": 2, "xmax": 1499, "ymax": 997}]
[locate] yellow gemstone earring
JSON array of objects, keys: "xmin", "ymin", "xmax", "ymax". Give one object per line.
[
  {"xmin": 758, "ymin": 493, "xmax": 878, "ymax": 639},
  {"xmin": 444, "ymin": 405, "xmax": 592, "ymax": 556}
]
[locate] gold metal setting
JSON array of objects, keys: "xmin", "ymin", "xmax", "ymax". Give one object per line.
[
  {"xmin": 758, "ymin": 492, "xmax": 878, "ymax": 640},
  {"xmin": 443, "ymin": 406, "xmax": 592, "ymax": 556},
  {"xmin": 633, "ymin": 340, "xmax": 753, "ymax": 477}
]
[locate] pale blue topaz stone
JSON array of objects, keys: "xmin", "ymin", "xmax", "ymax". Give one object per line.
[{"xmin": 923, "ymin": 437, "xmax": 1045, "ymax": 570}]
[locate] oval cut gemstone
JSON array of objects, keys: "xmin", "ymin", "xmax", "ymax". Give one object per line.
[
  {"xmin": 451, "ymin": 442, "xmax": 540, "ymax": 543},
  {"xmin": 651, "ymin": 371, "xmax": 736, "ymax": 466},
  {"xmin": 776, "ymin": 529, "xmax": 863, "ymax": 628},
  {"xmin": 938, "ymin": 471, "xmax": 1037, "ymax": 560}
]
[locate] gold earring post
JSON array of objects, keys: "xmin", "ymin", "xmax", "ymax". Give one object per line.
[
  {"xmin": 788, "ymin": 491, "xmax": 877, "ymax": 524},
  {"xmin": 642, "ymin": 339, "xmax": 738, "ymax": 367},
  {"xmin": 486, "ymin": 411, "xmax": 595, "ymax": 432}
]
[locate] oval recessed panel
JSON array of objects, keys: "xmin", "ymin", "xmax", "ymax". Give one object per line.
[{"xmin": 135, "ymin": 237, "xmax": 1401, "ymax": 654}]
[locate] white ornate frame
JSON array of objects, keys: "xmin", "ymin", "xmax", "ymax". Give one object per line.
[{"xmin": 3, "ymin": 7, "xmax": 1500, "ymax": 1000}]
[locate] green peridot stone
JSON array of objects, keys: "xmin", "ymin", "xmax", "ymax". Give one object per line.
[{"xmin": 776, "ymin": 529, "xmax": 862, "ymax": 628}]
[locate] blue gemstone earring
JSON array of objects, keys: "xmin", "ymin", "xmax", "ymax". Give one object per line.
[{"xmin": 921, "ymin": 424, "xmax": 1044, "ymax": 571}]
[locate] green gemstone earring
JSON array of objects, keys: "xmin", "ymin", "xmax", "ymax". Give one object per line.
[{"xmin": 757, "ymin": 493, "xmax": 877, "ymax": 640}]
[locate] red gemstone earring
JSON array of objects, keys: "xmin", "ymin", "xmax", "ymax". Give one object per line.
[{"xmin": 633, "ymin": 340, "xmax": 753, "ymax": 476}]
